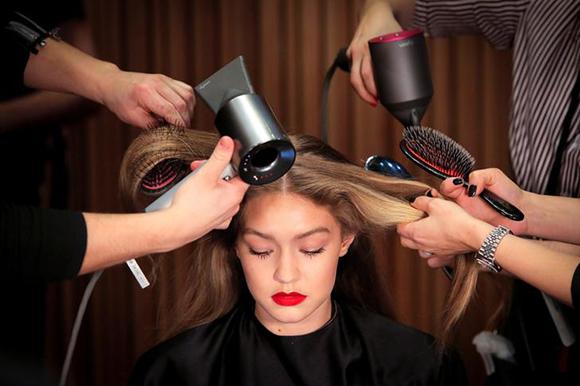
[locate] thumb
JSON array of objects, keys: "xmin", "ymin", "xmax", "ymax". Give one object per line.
[
  {"xmin": 440, "ymin": 177, "xmax": 466, "ymax": 199},
  {"xmin": 200, "ymin": 136, "xmax": 235, "ymax": 179}
]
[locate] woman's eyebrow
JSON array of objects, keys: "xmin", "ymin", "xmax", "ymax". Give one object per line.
[
  {"xmin": 243, "ymin": 229, "xmax": 273, "ymax": 240},
  {"xmin": 243, "ymin": 227, "xmax": 330, "ymax": 240},
  {"xmin": 296, "ymin": 227, "xmax": 330, "ymax": 239}
]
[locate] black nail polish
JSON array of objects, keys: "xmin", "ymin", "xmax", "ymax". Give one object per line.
[
  {"xmin": 453, "ymin": 178, "xmax": 463, "ymax": 186},
  {"xmin": 426, "ymin": 189, "xmax": 433, "ymax": 197},
  {"xmin": 468, "ymin": 184, "xmax": 477, "ymax": 197}
]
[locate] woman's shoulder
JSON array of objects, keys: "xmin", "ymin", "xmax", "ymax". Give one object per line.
[
  {"xmin": 339, "ymin": 302, "xmax": 467, "ymax": 385},
  {"xmin": 129, "ymin": 307, "xmax": 243, "ymax": 385},
  {"xmin": 341, "ymin": 302, "xmax": 435, "ymax": 349}
]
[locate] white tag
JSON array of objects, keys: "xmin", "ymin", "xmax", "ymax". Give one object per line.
[{"xmin": 125, "ymin": 259, "xmax": 150, "ymax": 289}]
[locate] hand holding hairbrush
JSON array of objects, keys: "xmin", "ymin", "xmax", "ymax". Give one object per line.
[{"xmin": 400, "ymin": 126, "xmax": 524, "ymax": 222}]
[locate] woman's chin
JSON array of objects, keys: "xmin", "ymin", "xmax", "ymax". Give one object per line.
[{"xmin": 256, "ymin": 301, "xmax": 330, "ymax": 335}]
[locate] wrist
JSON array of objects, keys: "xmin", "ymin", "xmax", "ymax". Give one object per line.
[
  {"xmin": 90, "ymin": 61, "xmax": 121, "ymax": 105},
  {"xmin": 520, "ymin": 190, "xmax": 538, "ymax": 237},
  {"xmin": 464, "ymin": 220, "xmax": 495, "ymax": 251},
  {"xmin": 360, "ymin": 0, "xmax": 400, "ymax": 31}
]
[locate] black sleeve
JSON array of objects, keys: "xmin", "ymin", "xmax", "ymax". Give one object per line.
[
  {"xmin": 0, "ymin": 8, "xmax": 30, "ymax": 94},
  {"xmin": 572, "ymin": 263, "xmax": 580, "ymax": 308},
  {"xmin": 0, "ymin": 201, "xmax": 86, "ymax": 281}
]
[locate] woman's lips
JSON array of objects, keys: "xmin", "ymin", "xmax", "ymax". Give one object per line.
[{"xmin": 271, "ymin": 292, "xmax": 306, "ymax": 306}]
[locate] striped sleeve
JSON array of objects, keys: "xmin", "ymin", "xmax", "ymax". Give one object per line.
[{"xmin": 412, "ymin": 0, "xmax": 530, "ymax": 49}]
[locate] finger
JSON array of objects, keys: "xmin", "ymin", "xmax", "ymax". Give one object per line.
[
  {"xmin": 190, "ymin": 160, "xmax": 206, "ymax": 171},
  {"xmin": 144, "ymin": 92, "xmax": 187, "ymax": 128},
  {"xmin": 360, "ymin": 53, "xmax": 378, "ymax": 99},
  {"xmin": 409, "ymin": 196, "xmax": 434, "ymax": 212},
  {"xmin": 399, "ymin": 235, "xmax": 421, "ymax": 251},
  {"xmin": 227, "ymin": 177, "xmax": 250, "ymax": 194},
  {"xmin": 215, "ymin": 218, "xmax": 233, "ymax": 230},
  {"xmin": 349, "ymin": 50, "xmax": 378, "ymax": 106},
  {"xmin": 424, "ymin": 188, "xmax": 440, "ymax": 198},
  {"xmin": 418, "ymin": 250, "xmax": 435, "ymax": 259},
  {"xmin": 164, "ymin": 79, "xmax": 196, "ymax": 120},
  {"xmin": 127, "ymin": 107, "xmax": 163, "ymax": 129},
  {"xmin": 468, "ymin": 168, "xmax": 504, "ymax": 197},
  {"xmin": 396, "ymin": 222, "xmax": 411, "ymax": 238},
  {"xmin": 440, "ymin": 177, "xmax": 466, "ymax": 199},
  {"xmin": 200, "ymin": 136, "xmax": 235, "ymax": 180},
  {"xmin": 426, "ymin": 256, "xmax": 451, "ymax": 268},
  {"xmin": 156, "ymin": 85, "xmax": 191, "ymax": 127}
]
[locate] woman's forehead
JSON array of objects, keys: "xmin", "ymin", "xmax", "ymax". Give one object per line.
[{"xmin": 240, "ymin": 192, "xmax": 340, "ymax": 234}]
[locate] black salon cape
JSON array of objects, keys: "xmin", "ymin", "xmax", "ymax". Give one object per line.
[{"xmin": 130, "ymin": 301, "xmax": 467, "ymax": 386}]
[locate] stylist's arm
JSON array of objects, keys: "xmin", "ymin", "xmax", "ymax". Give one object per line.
[
  {"xmin": 397, "ymin": 194, "xmax": 580, "ymax": 307},
  {"xmin": 23, "ymin": 38, "xmax": 195, "ymax": 128},
  {"xmin": 80, "ymin": 136, "xmax": 249, "ymax": 274}
]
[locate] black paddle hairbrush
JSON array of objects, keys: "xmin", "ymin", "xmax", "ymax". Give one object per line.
[{"xmin": 400, "ymin": 126, "xmax": 524, "ymax": 221}]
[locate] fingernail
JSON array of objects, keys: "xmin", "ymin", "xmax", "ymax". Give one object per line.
[
  {"xmin": 468, "ymin": 184, "xmax": 477, "ymax": 197},
  {"xmin": 453, "ymin": 178, "xmax": 463, "ymax": 186},
  {"xmin": 426, "ymin": 189, "xmax": 433, "ymax": 197},
  {"xmin": 218, "ymin": 137, "xmax": 230, "ymax": 150},
  {"xmin": 371, "ymin": 101, "xmax": 378, "ymax": 107}
]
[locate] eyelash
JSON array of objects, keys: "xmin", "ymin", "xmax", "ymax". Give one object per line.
[{"xmin": 248, "ymin": 247, "xmax": 326, "ymax": 259}]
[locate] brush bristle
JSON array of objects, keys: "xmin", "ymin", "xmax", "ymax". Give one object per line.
[
  {"xmin": 141, "ymin": 158, "xmax": 185, "ymax": 194},
  {"xmin": 402, "ymin": 126, "xmax": 475, "ymax": 178}
]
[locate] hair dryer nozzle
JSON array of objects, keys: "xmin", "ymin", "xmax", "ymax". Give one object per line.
[
  {"xmin": 195, "ymin": 56, "xmax": 296, "ymax": 185},
  {"xmin": 369, "ymin": 29, "xmax": 433, "ymax": 127}
]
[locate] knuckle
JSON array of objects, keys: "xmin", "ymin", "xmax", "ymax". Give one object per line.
[
  {"xmin": 154, "ymin": 74, "xmax": 167, "ymax": 83},
  {"xmin": 361, "ymin": 67, "xmax": 373, "ymax": 81},
  {"xmin": 175, "ymin": 99, "xmax": 187, "ymax": 112},
  {"xmin": 349, "ymin": 74, "xmax": 361, "ymax": 89},
  {"xmin": 134, "ymin": 83, "xmax": 152, "ymax": 97},
  {"xmin": 399, "ymin": 237, "xmax": 407, "ymax": 248}
]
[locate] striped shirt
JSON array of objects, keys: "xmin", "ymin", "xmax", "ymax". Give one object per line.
[{"xmin": 413, "ymin": 0, "xmax": 580, "ymax": 197}]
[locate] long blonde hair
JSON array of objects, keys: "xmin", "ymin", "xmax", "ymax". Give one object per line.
[{"xmin": 119, "ymin": 127, "xmax": 479, "ymax": 350}]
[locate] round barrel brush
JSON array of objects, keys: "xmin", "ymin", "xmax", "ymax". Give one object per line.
[{"xmin": 400, "ymin": 126, "xmax": 524, "ymax": 221}]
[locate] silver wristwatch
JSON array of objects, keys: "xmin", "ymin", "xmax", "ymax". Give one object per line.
[{"xmin": 476, "ymin": 225, "xmax": 512, "ymax": 273}]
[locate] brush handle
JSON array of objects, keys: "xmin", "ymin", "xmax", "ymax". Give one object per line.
[{"xmin": 478, "ymin": 189, "xmax": 525, "ymax": 222}]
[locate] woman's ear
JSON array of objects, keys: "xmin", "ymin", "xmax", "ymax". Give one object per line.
[{"xmin": 339, "ymin": 233, "xmax": 356, "ymax": 257}]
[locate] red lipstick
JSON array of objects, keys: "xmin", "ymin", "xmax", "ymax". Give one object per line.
[{"xmin": 271, "ymin": 292, "xmax": 306, "ymax": 306}]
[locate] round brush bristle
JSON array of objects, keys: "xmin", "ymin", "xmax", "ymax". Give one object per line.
[
  {"xmin": 140, "ymin": 158, "xmax": 185, "ymax": 195},
  {"xmin": 402, "ymin": 126, "xmax": 475, "ymax": 178}
]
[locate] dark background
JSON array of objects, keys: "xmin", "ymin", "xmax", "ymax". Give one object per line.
[{"xmin": 40, "ymin": 0, "xmax": 513, "ymax": 384}]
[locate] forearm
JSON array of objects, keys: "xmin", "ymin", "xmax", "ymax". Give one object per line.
[
  {"xmin": 0, "ymin": 91, "xmax": 99, "ymax": 132},
  {"xmin": 529, "ymin": 239, "xmax": 580, "ymax": 256},
  {"xmin": 467, "ymin": 222, "xmax": 579, "ymax": 306},
  {"xmin": 386, "ymin": 0, "xmax": 416, "ymax": 28},
  {"xmin": 80, "ymin": 211, "xmax": 185, "ymax": 275},
  {"xmin": 524, "ymin": 192, "xmax": 580, "ymax": 244},
  {"xmin": 359, "ymin": 0, "xmax": 414, "ymax": 30},
  {"xmin": 23, "ymin": 38, "xmax": 117, "ymax": 105}
]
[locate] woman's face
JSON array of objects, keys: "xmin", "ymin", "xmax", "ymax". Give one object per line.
[{"xmin": 235, "ymin": 192, "xmax": 354, "ymax": 336}]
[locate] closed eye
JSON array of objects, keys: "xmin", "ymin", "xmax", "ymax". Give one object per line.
[
  {"xmin": 301, "ymin": 247, "xmax": 325, "ymax": 258},
  {"xmin": 249, "ymin": 248, "xmax": 271, "ymax": 259}
]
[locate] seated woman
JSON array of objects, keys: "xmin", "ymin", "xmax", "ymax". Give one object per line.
[{"xmin": 120, "ymin": 127, "xmax": 470, "ymax": 386}]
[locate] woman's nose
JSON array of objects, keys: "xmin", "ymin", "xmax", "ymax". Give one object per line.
[{"xmin": 273, "ymin": 252, "xmax": 300, "ymax": 284}]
